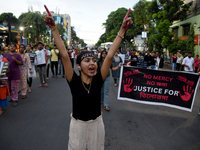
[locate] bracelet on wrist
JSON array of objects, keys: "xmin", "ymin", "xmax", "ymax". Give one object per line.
[
  {"xmin": 117, "ymin": 32, "xmax": 124, "ymax": 39},
  {"xmin": 51, "ymin": 26, "xmax": 57, "ymax": 31}
]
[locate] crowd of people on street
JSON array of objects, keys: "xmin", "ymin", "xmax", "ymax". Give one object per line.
[
  {"xmin": 1, "ymin": 40, "xmax": 200, "ymax": 115},
  {"xmin": 0, "ymin": 9, "xmax": 200, "ymax": 150},
  {"xmin": 120, "ymin": 48, "xmax": 199, "ymax": 73}
]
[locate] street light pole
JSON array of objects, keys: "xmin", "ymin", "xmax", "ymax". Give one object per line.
[
  {"xmin": 20, "ymin": 25, "xmax": 32, "ymax": 45},
  {"xmin": 3, "ymin": 15, "xmax": 13, "ymax": 45}
]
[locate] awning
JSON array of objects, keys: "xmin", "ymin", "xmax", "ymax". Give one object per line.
[
  {"xmin": 180, "ymin": 23, "xmax": 191, "ymax": 26},
  {"xmin": 170, "ymin": 26, "xmax": 179, "ymax": 29}
]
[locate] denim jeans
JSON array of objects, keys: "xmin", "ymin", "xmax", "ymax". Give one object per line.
[
  {"xmin": 151, "ymin": 65, "xmax": 156, "ymax": 70},
  {"xmin": 101, "ymin": 76, "xmax": 110, "ymax": 107},
  {"xmin": 172, "ymin": 63, "xmax": 176, "ymax": 71}
]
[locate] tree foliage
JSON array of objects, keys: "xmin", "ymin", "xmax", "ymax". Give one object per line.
[
  {"xmin": 186, "ymin": 24, "xmax": 195, "ymax": 53},
  {"xmin": 95, "ymin": 33, "xmax": 107, "ymax": 46},
  {"xmin": 147, "ymin": 0, "xmax": 190, "ymax": 53},
  {"xmin": 96, "ymin": 7, "xmax": 136, "ymax": 47},
  {"xmin": 0, "ymin": 13, "xmax": 19, "ymax": 45},
  {"xmin": 18, "ymin": 11, "xmax": 47, "ymax": 44},
  {"xmin": 71, "ymin": 26, "xmax": 86, "ymax": 47}
]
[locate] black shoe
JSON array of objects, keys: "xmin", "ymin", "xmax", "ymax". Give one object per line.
[
  {"xmin": 62, "ymin": 75, "xmax": 65, "ymax": 78},
  {"xmin": 12, "ymin": 102, "xmax": 18, "ymax": 107},
  {"xmin": 9, "ymin": 99, "xmax": 13, "ymax": 102}
]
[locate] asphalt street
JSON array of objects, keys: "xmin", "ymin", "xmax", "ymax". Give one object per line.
[{"xmin": 0, "ymin": 65, "xmax": 200, "ymax": 150}]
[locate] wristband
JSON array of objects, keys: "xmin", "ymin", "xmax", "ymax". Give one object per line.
[
  {"xmin": 51, "ymin": 26, "xmax": 57, "ymax": 31},
  {"xmin": 117, "ymin": 32, "xmax": 124, "ymax": 39}
]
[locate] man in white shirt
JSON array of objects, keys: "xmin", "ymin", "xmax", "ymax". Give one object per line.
[
  {"xmin": 182, "ymin": 52, "xmax": 194, "ymax": 72},
  {"xmin": 35, "ymin": 42, "xmax": 48, "ymax": 87}
]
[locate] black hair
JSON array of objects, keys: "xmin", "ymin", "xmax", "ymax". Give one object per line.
[
  {"xmin": 188, "ymin": 52, "xmax": 192, "ymax": 54},
  {"xmin": 99, "ymin": 50, "xmax": 107, "ymax": 62},
  {"xmin": 196, "ymin": 55, "xmax": 199, "ymax": 57},
  {"xmin": 26, "ymin": 44, "xmax": 31, "ymax": 47},
  {"xmin": 19, "ymin": 44, "xmax": 25, "ymax": 49},
  {"xmin": 54, "ymin": 44, "xmax": 56, "ymax": 47},
  {"xmin": 76, "ymin": 51, "xmax": 94, "ymax": 65},
  {"xmin": 37, "ymin": 42, "xmax": 44, "ymax": 46},
  {"xmin": 10, "ymin": 43, "xmax": 17, "ymax": 47}
]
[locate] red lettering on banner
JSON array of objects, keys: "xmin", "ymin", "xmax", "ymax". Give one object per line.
[
  {"xmin": 140, "ymin": 91, "xmax": 168, "ymax": 101},
  {"xmin": 147, "ymin": 80, "xmax": 155, "ymax": 85},
  {"xmin": 124, "ymin": 71, "xmax": 132, "ymax": 77},
  {"xmin": 133, "ymin": 69, "xmax": 139, "ymax": 74},
  {"xmin": 177, "ymin": 76, "xmax": 194, "ymax": 86},
  {"xmin": 153, "ymin": 75, "xmax": 173, "ymax": 82},
  {"xmin": 156, "ymin": 82, "xmax": 168, "ymax": 87},
  {"xmin": 144, "ymin": 74, "xmax": 152, "ymax": 79},
  {"xmin": 124, "ymin": 69, "xmax": 140, "ymax": 77}
]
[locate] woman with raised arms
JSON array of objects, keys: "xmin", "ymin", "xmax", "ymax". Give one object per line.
[{"xmin": 44, "ymin": 7, "xmax": 133, "ymax": 150}]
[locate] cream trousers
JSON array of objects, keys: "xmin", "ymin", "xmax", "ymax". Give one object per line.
[{"xmin": 68, "ymin": 114, "xmax": 105, "ymax": 150}]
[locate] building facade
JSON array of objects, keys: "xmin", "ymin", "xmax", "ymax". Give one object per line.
[
  {"xmin": 170, "ymin": 0, "xmax": 200, "ymax": 55},
  {"xmin": 43, "ymin": 11, "xmax": 71, "ymax": 46}
]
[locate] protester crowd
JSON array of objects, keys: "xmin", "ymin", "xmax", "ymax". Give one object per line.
[
  {"xmin": 120, "ymin": 48, "xmax": 198, "ymax": 73},
  {"xmin": 0, "ymin": 42, "xmax": 78, "ymax": 115},
  {"xmin": 1, "ymin": 44, "xmax": 200, "ymax": 115}
]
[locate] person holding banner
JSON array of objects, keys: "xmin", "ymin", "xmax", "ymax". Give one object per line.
[
  {"xmin": 0, "ymin": 53, "xmax": 10, "ymax": 115},
  {"xmin": 112, "ymin": 51, "xmax": 123, "ymax": 87},
  {"xmin": 97, "ymin": 50, "xmax": 122, "ymax": 111},
  {"xmin": 44, "ymin": 5, "xmax": 133, "ymax": 150}
]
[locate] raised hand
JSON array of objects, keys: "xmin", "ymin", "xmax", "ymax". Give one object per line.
[
  {"xmin": 123, "ymin": 78, "xmax": 135, "ymax": 93},
  {"xmin": 44, "ymin": 5, "xmax": 55, "ymax": 28},
  {"xmin": 122, "ymin": 8, "xmax": 133, "ymax": 30},
  {"xmin": 179, "ymin": 85, "xmax": 194, "ymax": 101}
]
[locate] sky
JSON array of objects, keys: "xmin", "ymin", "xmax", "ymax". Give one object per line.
[{"xmin": 0, "ymin": 0, "xmax": 139, "ymax": 45}]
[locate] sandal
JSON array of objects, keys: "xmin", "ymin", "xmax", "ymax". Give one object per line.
[
  {"xmin": 44, "ymin": 83, "xmax": 48, "ymax": 87},
  {"xmin": 28, "ymin": 88, "xmax": 31, "ymax": 93},
  {"xmin": 21, "ymin": 95, "xmax": 26, "ymax": 99},
  {"xmin": 104, "ymin": 107, "xmax": 110, "ymax": 111},
  {"xmin": 0, "ymin": 110, "xmax": 3, "ymax": 115},
  {"xmin": 38, "ymin": 84, "xmax": 43, "ymax": 88}
]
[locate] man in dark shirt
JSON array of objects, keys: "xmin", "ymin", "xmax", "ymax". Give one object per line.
[
  {"xmin": 130, "ymin": 50, "xmax": 138, "ymax": 66},
  {"xmin": 151, "ymin": 52, "xmax": 157, "ymax": 70},
  {"xmin": 144, "ymin": 50, "xmax": 152, "ymax": 69}
]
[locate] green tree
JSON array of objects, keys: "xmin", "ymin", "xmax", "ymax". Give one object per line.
[
  {"xmin": 102, "ymin": 7, "xmax": 136, "ymax": 47},
  {"xmin": 186, "ymin": 24, "xmax": 195, "ymax": 53},
  {"xmin": 71, "ymin": 26, "xmax": 86, "ymax": 47},
  {"xmin": 95, "ymin": 33, "xmax": 107, "ymax": 46},
  {"xmin": 147, "ymin": 0, "xmax": 190, "ymax": 53},
  {"xmin": 133, "ymin": 0, "xmax": 152, "ymax": 30},
  {"xmin": 18, "ymin": 11, "xmax": 47, "ymax": 44},
  {"xmin": 78, "ymin": 39, "xmax": 87, "ymax": 47},
  {"xmin": 0, "ymin": 13, "xmax": 19, "ymax": 45},
  {"xmin": 56, "ymin": 23, "xmax": 65, "ymax": 37}
]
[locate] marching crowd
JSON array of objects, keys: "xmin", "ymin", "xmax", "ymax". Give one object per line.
[
  {"xmin": 0, "ymin": 10, "xmax": 200, "ymax": 149},
  {"xmin": 0, "ymin": 44, "xmax": 199, "ymax": 115}
]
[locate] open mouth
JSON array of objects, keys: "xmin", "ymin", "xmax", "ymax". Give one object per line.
[{"xmin": 89, "ymin": 66, "xmax": 95, "ymax": 73}]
